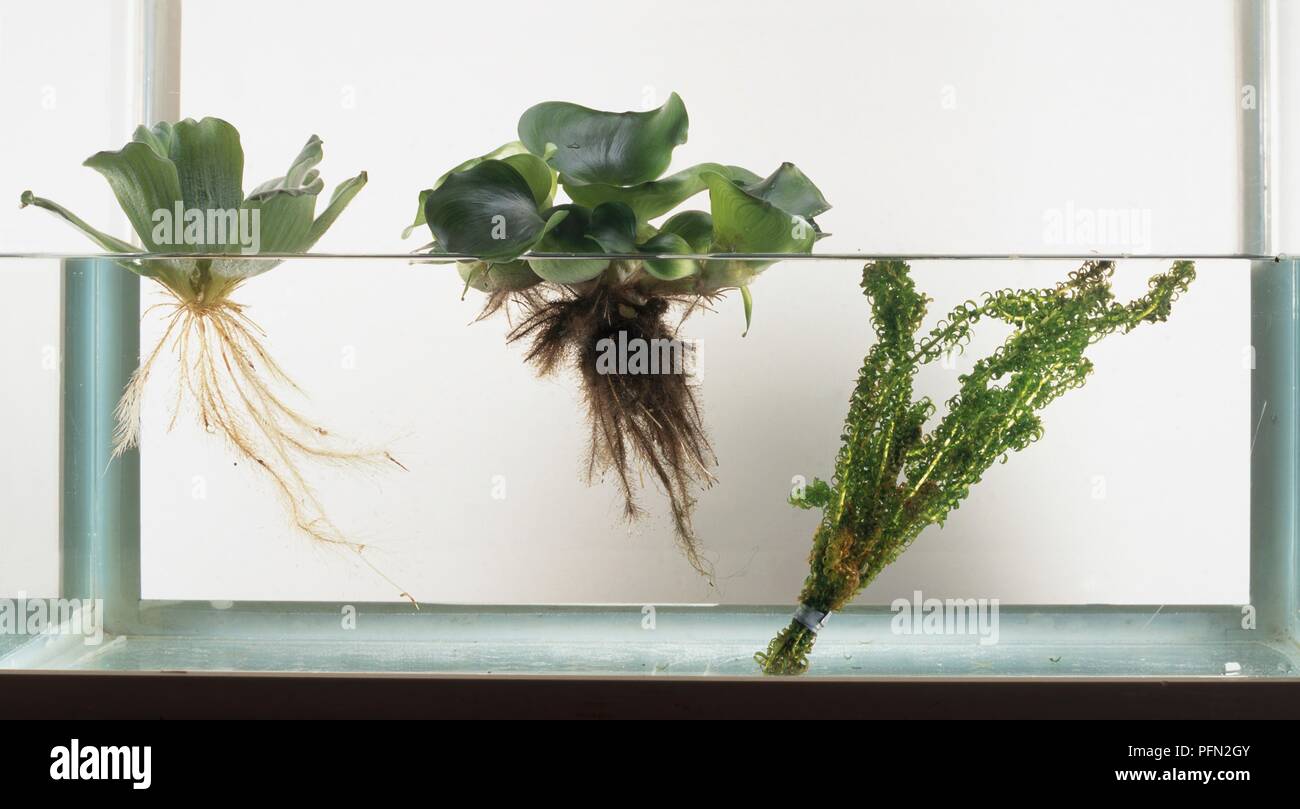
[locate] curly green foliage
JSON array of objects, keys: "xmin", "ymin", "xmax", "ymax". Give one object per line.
[{"xmin": 757, "ymin": 259, "xmax": 1196, "ymax": 675}]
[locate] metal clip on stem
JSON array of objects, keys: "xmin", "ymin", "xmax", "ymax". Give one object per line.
[{"xmin": 792, "ymin": 604, "xmax": 830, "ymax": 634}]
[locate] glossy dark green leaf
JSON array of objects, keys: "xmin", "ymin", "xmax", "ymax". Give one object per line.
[
  {"xmin": 639, "ymin": 231, "xmax": 699, "ymax": 281},
  {"xmin": 586, "ymin": 202, "xmax": 639, "ymax": 253},
  {"xmin": 528, "ymin": 204, "xmax": 609, "ymax": 283},
  {"xmin": 424, "ymin": 160, "xmax": 565, "ymax": 263},
  {"xmin": 657, "ymin": 210, "xmax": 714, "ymax": 253},
  {"xmin": 518, "ymin": 93, "xmax": 689, "ymax": 185},
  {"xmin": 563, "ymin": 163, "xmax": 754, "ymax": 223},
  {"xmin": 502, "ymin": 151, "xmax": 557, "ymax": 208},
  {"xmin": 404, "ymin": 143, "xmax": 556, "ymax": 240}
]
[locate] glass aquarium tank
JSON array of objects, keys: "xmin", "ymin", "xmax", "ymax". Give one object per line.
[{"xmin": 0, "ymin": 0, "xmax": 1296, "ymax": 692}]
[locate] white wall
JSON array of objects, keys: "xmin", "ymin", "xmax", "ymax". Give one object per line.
[
  {"xmin": 1278, "ymin": 0, "xmax": 1300, "ymax": 253},
  {"xmin": 0, "ymin": 0, "xmax": 135, "ymax": 596},
  {"xmin": 2, "ymin": 0, "xmax": 1254, "ymax": 605}
]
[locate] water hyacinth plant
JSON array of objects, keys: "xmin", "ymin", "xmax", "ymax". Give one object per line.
[
  {"xmin": 757, "ymin": 259, "xmax": 1196, "ymax": 674},
  {"xmin": 22, "ymin": 117, "xmax": 399, "ymax": 561},
  {"xmin": 409, "ymin": 94, "xmax": 829, "ymax": 572}
]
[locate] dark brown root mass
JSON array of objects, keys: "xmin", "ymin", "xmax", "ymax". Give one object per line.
[{"xmin": 488, "ymin": 283, "xmax": 718, "ymax": 575}]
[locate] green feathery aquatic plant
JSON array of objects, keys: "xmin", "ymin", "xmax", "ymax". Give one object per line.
[
  {"xmin": 409, "ymin": 94, "xmax": 829, "ymax": 573},
  {"xmin": 757, "ymin": 259, "xmax": 1195, "ymax": 674},
  {"xmin": 22, "ymin": 118, "xmax": 402, "ymax": 573}
]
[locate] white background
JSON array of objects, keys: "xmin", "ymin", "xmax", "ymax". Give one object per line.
[{"xmin": 0, "ymin": 0, "xmax": 1265, "ymax": 604}]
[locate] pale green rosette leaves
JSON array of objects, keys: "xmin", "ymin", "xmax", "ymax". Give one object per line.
[{"xmin": 21, "ymin": 117, "xmax": 366, "ymax": 300}]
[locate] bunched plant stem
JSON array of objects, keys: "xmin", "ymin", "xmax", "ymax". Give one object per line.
[{"xmin": 758, "ymin": 259, "xmax": 1196, "ymax": 675}]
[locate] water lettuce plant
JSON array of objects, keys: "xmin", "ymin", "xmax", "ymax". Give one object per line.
[
  {"xmin": 410, "ymin": 94, "xmax": 828, "ymax": 572},
  {"xmin": 757, "ymin": 259, "xmax": 1196, "ymax": 674},
  {"xmin": 22, "ymin": 118, "xmax": 397, "ymax": 562}
]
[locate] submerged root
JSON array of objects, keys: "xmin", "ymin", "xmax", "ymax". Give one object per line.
[
  {"xmin": 115, "ymin": 290, "xmax": 408, "ymax": 594},
  {"xmin": 495, "ymin": 283, "xmax": 718, "ymax": 575}
]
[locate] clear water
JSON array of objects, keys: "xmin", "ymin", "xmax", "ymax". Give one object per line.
[{"xmin": 0, "ymin": 254, "xmax": 1291, "ymax": 677}]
